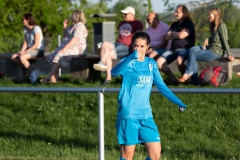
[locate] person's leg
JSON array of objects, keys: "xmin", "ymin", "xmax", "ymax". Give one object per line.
[
  {"xmin": 48, "ymin": 63, "xmax": 61, "ymax": 81},
  {"xmin": 11, "ymin": 53, "xmax": 22, "ymax": 65},
  {"xmin": 179, "ymin": 46, "xmax": 222, "ymax": 82},
  {"xmin": 176, "ymin": 49, "xmax": 188, "ymax": 75},
  {"xmin": 145, "ymin": 142, "xmax": 161, "ymax": 160},
  {"xmin": 19, "ymin": 53, "xmax": 33, "ymax": 74},
  {"xmin": 120, "ymin": 145, "xmax": 136, "ymax": 160},
  {"xmin": 116, "ymin": 119, "xmax": 140, "ymax": 160},
  {"xmin": 100, "ymin": 41, "xmax": 115, "ymax": 64},
  {"xmin": 40, "ymin": 63, "xmax": 60, "ymax": 84},
  {"xmin": 93, "ymin": 42, "xmax": 116, "ymax": 73},
  {"xmin": 156, "ymin": 50, "xmax": 178, "ymax": 83},
  {"xmin": 149, "ymin": 49, "xmax": 167, "ymax": 59},
  {"xmin": 139, "ymin": 118, "xmax": 161, "ymax": 160},
  {"xmin": 176, "ymin": 55, "xmax": 186, "ymax": 75}
]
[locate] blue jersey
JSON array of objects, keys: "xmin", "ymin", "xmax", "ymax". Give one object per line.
[{"xmin": 111, "ymin": 50, "xmax": 186, "ymax": 119}]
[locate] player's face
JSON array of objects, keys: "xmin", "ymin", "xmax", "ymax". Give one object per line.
[{"xmin": 133, "ymin": 38, "xmax": 149, "ymax": 56}]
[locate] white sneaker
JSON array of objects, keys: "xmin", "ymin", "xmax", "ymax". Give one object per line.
[
  {"xmin": 30, "ymin": 69, "xmax": 39, "ymax": 84},
  {"xmin": 93, "ymin": 61, "xmax": 107, "ymax": 71}
]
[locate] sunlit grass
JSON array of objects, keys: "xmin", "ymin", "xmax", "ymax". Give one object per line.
[{"xmin": 0, "ymin": 74, "xmax": 239, "ymax": 159}]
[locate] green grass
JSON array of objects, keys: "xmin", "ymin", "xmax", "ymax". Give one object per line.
[{"xmin": 0, "ymin": 74, "xmax": 239, "ymax": 159}]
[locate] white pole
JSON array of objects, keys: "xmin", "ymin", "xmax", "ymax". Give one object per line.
[
  {"xmin": 58, "ymin": 35, "xmax": 62, "ymax": 76},
  {"xmin": 98, "ymin": 91, "xmax": 104, "ymax": 160}
]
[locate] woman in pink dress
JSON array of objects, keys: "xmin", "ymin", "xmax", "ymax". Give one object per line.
[{"xmin": 40, "ymin": 9, "xmax": 88, "ymax": 83}]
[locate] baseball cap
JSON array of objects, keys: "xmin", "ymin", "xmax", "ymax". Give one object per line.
[{"xmin": 120, "ymin": 6, "xmax": 135, "ymax": 15}]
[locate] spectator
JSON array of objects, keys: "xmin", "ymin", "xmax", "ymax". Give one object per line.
[
  {"xmin": 93, "ymin": 6, "xmax": 143, "ymax": 85},
  {"xmin": 178, "ymin": 7, "xmax": 234, "ymax": 83},
  {"xmin": 155, "ymin": 5, "xmax": 195, "ymax": 84},
  {"xmin": 11, "ymin": 13, "xmax": 44, "ymax": 84},
  {"xmin": 40, "ymin": 9, "xmax": 88, "ymax": 84},
  {"xmin": 146, "ymin": 12, "xmax": 170, "ymax": 58},
  {"xmin": 111, "ymin": 32, "xmax": 186, "ymax": 160}
]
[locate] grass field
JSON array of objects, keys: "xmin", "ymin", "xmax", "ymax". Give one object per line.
[{"xmin": 0, "ymin": 74, "xmax": 239, "ymax": 160}]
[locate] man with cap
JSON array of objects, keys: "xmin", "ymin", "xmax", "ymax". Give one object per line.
[{"xmin": 93, "ymin": 6, "xmax": 143, "ymax": 85}]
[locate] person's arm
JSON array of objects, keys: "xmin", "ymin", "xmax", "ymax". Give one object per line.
[
  {"xmin": 165, "ymin": 31, "xmax": 174, "ymax": 40},
  {"xmin": 60, "ymin": 37, "xmax": 79, "ymax": 52},
  {"xmin": 171, "ymin": 28, "xmax": 189, "ymax": 39},
  {"xmin": 62, "ymin": 19, "xmax": 69, "ymax": 38},
  {"xmin": 17, "ymin": 39, "xmax": 28, "ymax": 55},
  {"xmin": 111, "ymin": 50, "xmax": 138, "ymax": 77},
  {"xmin": 219, "ymin": 23, "xmax": 234, "ymax": 60},
  {"xmin": 59, "ymin": 23, "xmax": 84, "ymax": 53},
  {"xmin": 152, "ymin": 61, "xmax": 186, "ymax": 111}
]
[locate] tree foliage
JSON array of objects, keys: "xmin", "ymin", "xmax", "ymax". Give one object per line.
[{"xmin": 0, "ymin": 0, "xmax": 109, "ymax": 52}]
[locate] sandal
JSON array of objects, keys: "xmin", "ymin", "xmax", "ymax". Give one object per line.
[
  {"xmin": 40, "ymin": 78, "xmax": 57, "ymax": 84},
  {"xmin": 40, "ymin": 78, "xmax": 50, "ymax": 84}
]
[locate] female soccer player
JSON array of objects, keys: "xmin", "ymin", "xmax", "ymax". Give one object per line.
[{"xmin": 111, "ymin": 32, "xmax": 186, "ymax": 160}]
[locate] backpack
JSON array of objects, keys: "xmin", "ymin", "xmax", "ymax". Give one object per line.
[{"xmin": 199, "ymin": 66, "xmax": 228, "ymax": 86}]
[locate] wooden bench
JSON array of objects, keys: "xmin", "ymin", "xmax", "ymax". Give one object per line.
[
  {"xmin": 69, "ymin": 54, "xmax": 101, "ymax": 81},
  {"xmin": 0, "ymin": 53, "xmax": 102, "ymax": 82}
]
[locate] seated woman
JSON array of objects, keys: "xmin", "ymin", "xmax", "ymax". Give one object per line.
[
  {"xmin": 40, "ymin": 9, "xmax": 88, "ymax": 84},
  {"xmin": 178, "ymin": 7, "xmax": 234, "ymax": 84},
  {"xmin": 11, "ymin": 13, "xmax": 44, "ymax": 84}
]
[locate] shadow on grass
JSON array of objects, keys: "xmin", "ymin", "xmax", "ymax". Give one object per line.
[
  {"xmin": 161, "ymin": 147, "xmax": 239, "ymax": 159},
  {"xmin": 0, "ymin": 130, "xmax": 119, "ymax": 151}
]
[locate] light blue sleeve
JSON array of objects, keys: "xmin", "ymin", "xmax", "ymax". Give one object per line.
[
  {"xmin": 152, "ymin": 61, "xmax": 187, "ymax": 109},
  {"xmin": 111, "ymin": 50, "xmax": 138, "ymax": 77}
]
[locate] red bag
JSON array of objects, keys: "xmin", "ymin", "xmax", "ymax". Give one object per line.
[
  {"xmin": 199, "ymin": 66, "xmax": 227, "ymax": 86},
  {"xmin": 0, "ymin": 71, "xmax": 4, "ymax": 78}
]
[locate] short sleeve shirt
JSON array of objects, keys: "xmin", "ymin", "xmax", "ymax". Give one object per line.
[
  {"xmin": 169, "ymin": 20, "xmax": 195, "ymax": 50},
  {"xmin": 24, "ymin": 25, "xmax": 44, "ymax": 50},
  {"xmin": 146, "ymin": 22, "xmax": 170, "ymax": 49},
  {"xmin": 117, "ymin": 20, "xmax": 143, "ymax": 47}
]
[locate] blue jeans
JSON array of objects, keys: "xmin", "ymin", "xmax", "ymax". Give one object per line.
[
  {"xmin": 114, "ymin": 42, "xmax": 129, "ymax": 59},
  {"xmin": 161, "ymin": 48, "xmax": 188, "ymax": 64},
  {"xmin": 185, "ymin": 46, "xmax": 222, "ymax": 83}
]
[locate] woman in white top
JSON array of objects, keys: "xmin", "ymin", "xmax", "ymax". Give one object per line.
[{"xmin": 11, "ymin": 13, "xmax": 44, "ymax": 84}]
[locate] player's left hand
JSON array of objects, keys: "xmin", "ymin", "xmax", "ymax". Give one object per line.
[{"xmin": 179, "ymin": 106, "xmax": 186, "ymax": 112}]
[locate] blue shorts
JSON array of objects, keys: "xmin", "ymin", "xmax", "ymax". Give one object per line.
[
  {"xmin": 161, "ymin": 48, "xmax": 188, "ymax": 64},
  {"xmin": 114, "ymin": 42, "xmax": 129, "ymax": 59},
  {"xmin": 116, "ymin": 118, "xmax": 161, "ymax": 145},
  {"xmin": 154, "ymin": 48, "xmax": 167, "ymax": 56}
]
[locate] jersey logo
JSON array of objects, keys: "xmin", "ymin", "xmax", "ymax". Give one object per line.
[{"xmin": 137, "ymin": 76, "xmax": 152, "ymax": 86}]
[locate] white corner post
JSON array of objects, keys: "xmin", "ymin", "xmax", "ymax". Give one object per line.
[{"xmin": 98, "ymin": 91, "xmax": 104, "ymax": 160}]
